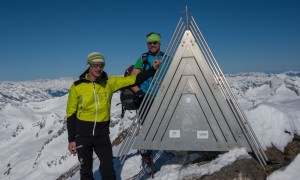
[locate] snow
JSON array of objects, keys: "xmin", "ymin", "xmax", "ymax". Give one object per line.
[
  {"xmin": 0, "ymin": 72, "xmax": 300, "ymax": 179},
  {"xmin": 121, "ymin": 148, "xmax": 250, "ymax": 180},
  {"xmin": 267, "ymin": 154, "xmax": 300, "ymax": 180}
]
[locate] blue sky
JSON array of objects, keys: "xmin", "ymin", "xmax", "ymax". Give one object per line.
[{"xmin": 0, "ymin": 0, "xmax": 299, "ymax": 81}]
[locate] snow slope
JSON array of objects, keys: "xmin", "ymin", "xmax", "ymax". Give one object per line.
[{"xmin": 0, "ymin": 71, "xmax": 299, "ymax": 179}]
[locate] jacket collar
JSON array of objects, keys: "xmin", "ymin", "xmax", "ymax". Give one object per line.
[{"xmin": 79, "ymin": 69, "xmax": 108, "ymax": 84}]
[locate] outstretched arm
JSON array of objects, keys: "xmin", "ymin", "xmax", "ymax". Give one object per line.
[
  {"xmin": 130, "ymin": 69, "xmax": 142, "ymax": 93},
  {"xmin": 134, "ymin": 60, "xmax": 162, "ymax": 86}
]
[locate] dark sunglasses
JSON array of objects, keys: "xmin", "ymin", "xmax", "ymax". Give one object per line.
[
  {"xmin": 147, "ymin": 41, "xmax": 159, "ymax": 45},
  {"xmin": 90, "ymin": 63, "xmax": 105, "ymax": 68}
]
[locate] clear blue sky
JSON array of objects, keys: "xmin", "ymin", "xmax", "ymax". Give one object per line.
[{"xmin": 0, "ymin": 0, "xmax": 299, "ymax": 81}]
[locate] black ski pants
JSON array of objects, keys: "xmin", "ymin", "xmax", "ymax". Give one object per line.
[{"xmin": 75, "ymin": 134, "xmax": 116, "ymax": 180}]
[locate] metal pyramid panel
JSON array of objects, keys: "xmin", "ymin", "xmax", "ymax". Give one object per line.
[
  {"xmin": 132, "ymin": 31, "xmax": 252, "ymax": 151},
  {"xmin": 119, "ymin": 17, "xmax": 267, "ymax": 166}
]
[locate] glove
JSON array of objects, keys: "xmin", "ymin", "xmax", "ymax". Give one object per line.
[
  {"xmin": 134, "ymin": 90, "xmax": 145, "ymax": 108},
  {"xmin": 136, "ymin": 89, "xmax": 145, "ymax": 98}
]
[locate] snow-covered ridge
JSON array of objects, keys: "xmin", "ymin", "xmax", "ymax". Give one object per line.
[
  {"xmin": 0, "ymin": 71, "xmax": 299, "ymax": 179},
  {"xmin": 226, "ymin": 71, "xmax": 300, "ymax": 110},
  {"xmin": 0, "ymin": 77, "xmax": 76, "ymax": 110},
  {"xmin": 1, "ymin": 71, "xmax": 299, "ymax": 111}
]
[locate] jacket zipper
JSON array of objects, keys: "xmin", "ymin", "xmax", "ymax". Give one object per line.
[
  {"xmin": 106, "ymin": 93, "xmax": 109, "ymax": 107},
  {"xmin": 92, "ymin": 82, "xmax": 98, "ymax": 136},
  {"xmin": 79, "ymin": 95, "xmax": 84, "ymax": 117}
]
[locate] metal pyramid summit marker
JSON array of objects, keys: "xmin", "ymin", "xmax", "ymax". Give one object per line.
[
  {"xmin": 134, "ymin": 30, "xmax": 251, "ymax": 151},
  {"xmin": 118, "ymin": 15, "xmax": 267, "ymax": 166}
]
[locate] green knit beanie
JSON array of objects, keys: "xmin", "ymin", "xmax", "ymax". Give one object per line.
[
  {"xmin": 146, "ymin": 33, "xmax": 161, "ymax": 43},
  {"xmin": 87, "ymin": 52, "xmax": 105, "ymax": 65}
]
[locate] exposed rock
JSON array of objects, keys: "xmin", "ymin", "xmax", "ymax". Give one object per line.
[
  {"xmin": 264, "ymin": 135, "xmax": 300, "ymax": 175},
  {"xmin": 183, "ymin": 135, "xmax": 300, "ymax": 180},
  {"xmin": 196, "ymin": 158, "xmax": 266, "ymax": 180}
]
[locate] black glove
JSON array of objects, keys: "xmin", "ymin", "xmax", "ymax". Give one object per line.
[{"xmin": 134, "ymin": 90, "xmax": 145, "ymax": 108}]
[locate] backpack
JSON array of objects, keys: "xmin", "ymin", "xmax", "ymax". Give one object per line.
[
  {"xmin": 119, "ymin": 52, "xmax": 151, "ymax": 118},
  {"xmin": 119, "ymin": 52, "xmax": 165, "ymax": 118}
]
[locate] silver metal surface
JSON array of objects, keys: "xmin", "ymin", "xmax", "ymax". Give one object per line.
[
  {"xmin": 133, "ymin": 31, "xmax": 251, "ymax": 151},
  {"xmin": 118, "ymin": 15, "xmax": 267, "ymax": 166}
]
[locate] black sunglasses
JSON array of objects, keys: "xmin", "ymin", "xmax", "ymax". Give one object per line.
[
  {"xmin": 147, "ymin": 41, "xmax": 159, "ymax": 45},
  {"xmin": 90, "ymin": 63, "xmax": 105, "ymax": 68}
]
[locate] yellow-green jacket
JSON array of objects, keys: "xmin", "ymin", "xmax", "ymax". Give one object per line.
[{"xmin": 66, "ymin": 68, "xmax": 156, "ymax": 142}]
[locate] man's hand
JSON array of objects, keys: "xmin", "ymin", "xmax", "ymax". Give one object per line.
[
  {"xmin": 153, "ymin": 60, "xmax": 162, "ymax": 70},
  {"xmin": 68, "ymin": 141, "xmax": 77, "ymax": 156}
]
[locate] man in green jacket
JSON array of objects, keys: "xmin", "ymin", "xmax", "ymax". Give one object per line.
[{"xmin": 66, "ymin": 52, "xmax": 161, "ymax": 180}]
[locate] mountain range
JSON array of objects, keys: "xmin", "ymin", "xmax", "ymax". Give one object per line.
[{"xmin": 0, "ymin": 71, "xmax": 299, "ymax": 179}]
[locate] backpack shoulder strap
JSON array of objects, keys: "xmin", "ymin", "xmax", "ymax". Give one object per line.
[
  {"xmin": 141, "ymin": 52, "xmax": 150, "ymax": 71},
  {"xmin": 124, "ymin": 64, "xmax": 134, "ymax": 77}
]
